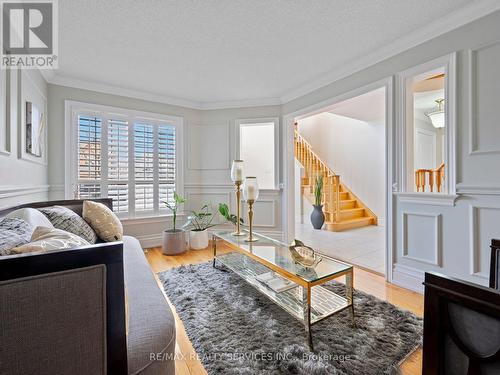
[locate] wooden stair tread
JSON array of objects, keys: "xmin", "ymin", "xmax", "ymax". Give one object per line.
[{"xmin": 326, "ymin": 217, "xmax": 373, "ymax": 225}]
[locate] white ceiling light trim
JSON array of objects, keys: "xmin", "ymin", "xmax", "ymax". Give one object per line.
[{"xmin": 45, "ymin": 0, "xmax": 500, "ymax": 110}]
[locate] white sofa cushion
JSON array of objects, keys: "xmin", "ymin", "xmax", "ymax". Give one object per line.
[{"xmin": 6, "ymin": 208, "xmax": 53, "ymax": 234}]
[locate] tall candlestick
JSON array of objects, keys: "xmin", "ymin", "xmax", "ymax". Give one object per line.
[
  {"xmin": 231, "ymin": 160, "xmax": 245, "ymax": 236},
  {"xmin": 232, "ymin": 181, "xmax": 245, "ymax": 236},
  {"xmin": 243, "ymin": 177, "xmax": 259, "ymax": 242},
  {"xmin": 245, "ymin": 199, "xmax": 258, "ymax": 242}
]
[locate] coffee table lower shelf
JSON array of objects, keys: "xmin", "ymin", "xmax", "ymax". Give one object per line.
[{"xmin": 215, "ymin": 252, "xmax": 351, "ymax": 326}]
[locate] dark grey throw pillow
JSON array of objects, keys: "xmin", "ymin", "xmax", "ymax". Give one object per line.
[
  {"xmin": 0, "ymin": 217, "xmax": 33, "ymax": 255},
  {"xmin": 38, "ymin": 206, "xmax": 98, "ymax": 244}
]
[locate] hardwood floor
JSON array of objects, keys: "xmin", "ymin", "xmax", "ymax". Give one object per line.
[{"xmin": 145, "ymin": 245, "xmax": 423, "ymax": 375}]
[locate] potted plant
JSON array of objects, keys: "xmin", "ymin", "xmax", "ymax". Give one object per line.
[
  {"xmin": 310, "ymin": 175, "xmax": 325, "ymax": 229},
  {"xmin": 162, "ymin": 192, "xmax": 187, "ymax": 255},
  {"xmin": 183, "ymin": 204, "xmax": 219, "ymax": 250}
]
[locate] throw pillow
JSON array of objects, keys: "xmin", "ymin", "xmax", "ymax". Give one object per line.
[
  {"xmin": 6, "ymin": 208, "xmax": 54, "ymax": 235},
  {"xmin": 38, "ymin": 206, "xmax": 98, "ymax": 244},
  {"xmin": 82, "ymin": 201, "xmax": 123, "ymax": 242},
  {"xmin": 9, "ymin": 226, "xmax": 90, "ymax": 255},
  {"xmin": 0, "ymin": 217, "xmax": 33, "ymax": 255}
]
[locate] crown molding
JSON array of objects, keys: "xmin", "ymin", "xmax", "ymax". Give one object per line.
[
  {"xmin": 43, "ymin": 0, "xmax": 500, "ymax": 110},
  {"xmin": 279, "ymin": 0, "xmax": 500, "ymax": 103},
  {"xmin": 49, "ymin": 74, "xmax": 203, "ymax": 109},
  {"xmin": 199, "ymin": 97, "xmax": 281, "ymax": 110}
]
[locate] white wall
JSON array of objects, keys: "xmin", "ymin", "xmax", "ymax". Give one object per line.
[
  {"xmin": 0, "ymin": 69, "xmax": 49, "ymax": 208},
  {"xmin": 283, "ymin": 10, "xmax": 500, "ymax": 292},
  {"xmin": 297, "ymin": 112, "xmax": 385, "ymax": 222}
]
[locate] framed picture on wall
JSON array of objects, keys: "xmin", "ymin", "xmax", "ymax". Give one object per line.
[
  {"xmin": 25, "ymin": 101, "xmax": 44, "ymax": 157},
  {"xmin": 18, "ymin": 70, "xmax": 47, "ymax": 165}
]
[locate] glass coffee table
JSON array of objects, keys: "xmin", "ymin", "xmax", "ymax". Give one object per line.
[{"xmin": 212, "ymin": 230, "xmax": 355, "ymax": 350}]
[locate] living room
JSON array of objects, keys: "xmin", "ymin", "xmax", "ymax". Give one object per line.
[{"xmin": 1, "ymin": 1, "xmax": 500, "ymax": 374}]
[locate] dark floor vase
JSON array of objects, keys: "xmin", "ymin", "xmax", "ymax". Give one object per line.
[{"xmin": 310, "ymin": 205, "xmax": 325, "ymax": 229}]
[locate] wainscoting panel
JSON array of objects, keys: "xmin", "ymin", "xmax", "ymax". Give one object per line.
[
  {"xmin": 187, "ymin": 124, "xmax": 230, "ymax": 170},
  {"xmin": 468, "ymin": 41, "xmax": 500, "ymax": 155},
  {"xmin": 402, "ymin": 212, "xmax": 442, "ymax": 266},
  {"xmin": 469, "ymin": 205, "xmax": 500, "ymax": 279},
  {"xmin": 243, "ymin": 199, "xmax": 276, "ymax": 228}
]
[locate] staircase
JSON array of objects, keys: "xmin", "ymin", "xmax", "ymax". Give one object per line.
[{"xmin": 294, "ymin": 129, "xmax": 377, "ymax": 232}]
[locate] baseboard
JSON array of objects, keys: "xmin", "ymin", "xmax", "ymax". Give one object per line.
[
  {"xmin": 135, "ymin": 233, "xmax": 163, "ymax": 249},
  {"xmin": 135, "ymin": 229, "xmax": 284, "ymax": 250},
  {"xmin": 392, "ymin": 263, "xmax": 425, "ymax": 294}
]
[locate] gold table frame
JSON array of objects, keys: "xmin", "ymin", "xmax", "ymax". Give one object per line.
[{"xmin": 212, "ymin": 231, "xmax": 355, "ymax": 350}]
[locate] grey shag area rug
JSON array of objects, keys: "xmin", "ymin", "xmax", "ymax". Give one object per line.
[{"xmin": 158, "ymin": 262, "xmax": 422, "ymax": 375}]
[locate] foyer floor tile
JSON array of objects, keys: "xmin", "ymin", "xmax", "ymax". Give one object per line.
[{"xmin": 295, "ymin": 219, "xmax": 386, "ymax": 274}]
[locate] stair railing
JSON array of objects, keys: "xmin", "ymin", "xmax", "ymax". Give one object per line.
[
  {"xmin": 415, "ymin": 162, "xmax": 445, "ymax": 193},
  {"xmin": 294, "ymin": 129, "xmax": 341, "ymax": 223}
]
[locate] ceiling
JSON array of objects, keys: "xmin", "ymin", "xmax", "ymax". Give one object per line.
[
  {"xmin": 414, "ymin": 89, "xmax": 445, "ymax": 111},
  {"xmin": 54, "ymin": 0, "xmax": 496, "ymax": 107},
  {"xmin": 329, "ymin": 87, "xmax": 386, "ymax": 123}
]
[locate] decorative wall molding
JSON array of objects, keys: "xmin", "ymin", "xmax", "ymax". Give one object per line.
[
  {"xmin": 456, "ymin": 183, "xmax": 500, "ymax": 195},
  {"xmin": 248, "ymin": 199, "xmax": 277, "ymax": 228},
  {"xmin": 468, "ymin": 205, "xmax": 500, "ymax": 279},
  {"xmin": 0, "ymin": 184, "xmax": 50, "ymax": 199},
  {"xmin": 395, "ymin": 192, "xmax": 459, "ymax": 206},
  {"xmin": 392, "ymin": 263, "xmax": 425, "ymax": 294},
  {"xmin": 185, "ymin": 183, "xmax": 234, "ymax": 189},
  {"xmin": 187, "ymin": 123, "xmax": 230, "ymax": 171},
  {"xmin": 468, "ymin": 40, "xmax": 500, "ymax": 155},
  {"xmin": 402, "ymin": 212, "xmax": 442, "ymax": 266},
  {"xmin": 0, "ymin": 69, "xmax": 10, "ymax": 155}
]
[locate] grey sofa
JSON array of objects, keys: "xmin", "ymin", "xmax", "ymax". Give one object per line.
[{"xmin": 0, "ymin": 199, "xmax": 176, "ymax": 375}]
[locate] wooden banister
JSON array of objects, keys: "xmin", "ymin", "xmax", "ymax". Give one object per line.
[
  {"xmin": 415, "ymin": 163, "xmax": 445, "ymax": 193},
  {"xmin": 294, "ymin": 129, "xmax": 340, "ymax": 223}
]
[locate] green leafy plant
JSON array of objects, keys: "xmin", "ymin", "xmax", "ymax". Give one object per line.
[
  {"xmin": 314, "ymin": 175, "xmax": 323, "ymax": 206},
  {"xmin": 182, "ymin": 204, "xmax": 219, "ymax": 231},
  {"xmin": 163, "ymin": 191, "xmax": 186, "ymax": 231},
  {"xmin": 218, "ymin": 203, "xmax": 244, "ymax": 226}
]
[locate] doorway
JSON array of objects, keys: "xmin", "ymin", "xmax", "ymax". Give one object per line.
[{"xmin": 283, "ymin": 79, "xmax": 393, "ymax": 277}]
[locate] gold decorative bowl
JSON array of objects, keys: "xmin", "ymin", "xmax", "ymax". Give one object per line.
[{"xmin": 289, "ymin": 239, "xmax": 323, "ymax": 268}]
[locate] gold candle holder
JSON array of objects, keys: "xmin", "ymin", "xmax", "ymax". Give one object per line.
[
  {"xmin": 232, "ymin": 181, "xmax": 245, "ymax": 236},
  {"xmin": 245, "ymin": 199, "xmax": 258, "ymax": 242}
]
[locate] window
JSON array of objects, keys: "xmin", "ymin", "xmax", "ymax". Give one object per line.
[
  {"xmin": 237, "ymin": 118, "xmax": 279, "ymax": 190},
  {"xmin": 68, "ymin": 102, "xmax": 183, "ymax": 218},
  {"xmin": 398, "ymin": 54, "xmax": 456, "ymax": 195}
]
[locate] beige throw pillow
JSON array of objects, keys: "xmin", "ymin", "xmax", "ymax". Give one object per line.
[
  {"xmin": 83, "ymin": 201, "xmax": 123, "ymax": 242},
  {"xmin": 9, "ymin": 226, "xmax": 90, "ymax": 255}
]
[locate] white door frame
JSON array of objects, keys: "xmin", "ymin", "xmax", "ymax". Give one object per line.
[{"xmin": 282, "ymin": 77, "xmax": 395, "ymax": 281}]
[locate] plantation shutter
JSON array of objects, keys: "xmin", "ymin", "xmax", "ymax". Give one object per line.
[
  {"xmin": 134, "ymin": 123, "xmax": 155, "ymax": 212},
  {"xmin": 158, "ymin": 124, "xmax": 176, "ymax": 209},
  {"xmin": 77, "ymin": 115, "xmax": 102, "ymax": 198},
  {"xmin": 107, "ymin": 119, "xmax": 129, "ymax": 213},
  {"xmin": 74, "ymin": 105, "xmax": 181, "ymax": 218}
]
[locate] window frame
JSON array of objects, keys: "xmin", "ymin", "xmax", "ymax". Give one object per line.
[
  {"xmin": 65, "ymin": 100, "xmax": 184, "ymax": 219},
  {"xmin": 235, "ymin": 117, "xmax": 280, "ymax": 191},
  {"xmin": 395, "ymin": 53, "xmax": 457, "ymax": 201}
]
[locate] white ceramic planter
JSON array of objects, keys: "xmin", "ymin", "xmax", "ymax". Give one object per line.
[{"xmin": 189, "ymin": 230, "xmax": 209, "ymax": 250}]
